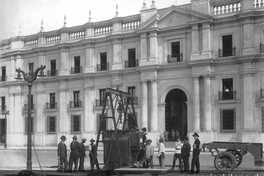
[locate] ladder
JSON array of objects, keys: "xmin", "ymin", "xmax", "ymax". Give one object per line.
[{"xmin": 95, "ymin": 87, "xmax": 138, "ymax": 169}]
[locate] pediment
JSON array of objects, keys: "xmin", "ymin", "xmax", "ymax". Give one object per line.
[{"xmin": 138, "ymin": 5, "xmax": 212, "ymax": 31}]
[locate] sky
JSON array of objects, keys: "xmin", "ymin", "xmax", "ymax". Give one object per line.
[{"xmin": 0, "ymin": 0, "xmax": 191, "ymax": 41}]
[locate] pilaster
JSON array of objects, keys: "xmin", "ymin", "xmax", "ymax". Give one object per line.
[
  {"xmin": 85, "ymin": 43, "xmax": 95, "ymax": 73},
  {"xmin": 60, "ymin": 47, "xmax": 69, "ymax": 76},
  {"xmin": 190, "ymin": 25, "xmax": 199, "ymax": 61},
  {"xmin": 192, "ymin": 76, "xmax": 201, "ymax": 132},
  {"xmin": 150, "ymin": 80, "xmax": 158, "ymax": 132},
  {"xmin": 203, "ymin": 76, "xmax": 212, "ymax": 132},
  {"xmin": 141, "ymin": 81, "xmax": 148, "ymax": 129},
  {"xmin": 242, "ymin": 18, "xmax": 256, "ymax": 55},
  {"xmin": 58, "ymin": 80, "xmax": 69, "ymax": 137},
  {"xmin": 112, "ymin": 39, "xmax": 122, "ymax": 70}
]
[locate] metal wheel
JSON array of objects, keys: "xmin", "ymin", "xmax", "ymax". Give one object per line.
[
  {"xmin": 214, "ymin": 151, "xmax": 236, "ymax": 171},
  {"xmin": 226, "ymin": 149, "xmax": 242, "ymax": 168}
]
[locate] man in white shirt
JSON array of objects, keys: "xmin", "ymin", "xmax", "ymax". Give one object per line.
[
  {"xmin": 157, "ymin": 137, "xmax": 165, "ymax": 169},
  {"xmin": 171, "ymin": 136, "xmax": 183, "ymax": 170}
]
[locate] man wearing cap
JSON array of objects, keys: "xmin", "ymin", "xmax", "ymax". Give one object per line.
[
  {"xmin": 89, "ymin": 138, "xmax": 101, "ymax": 171},
  {"xmin": 181, "ymin": 137, "xmax": 191, "ymax": 173},
  {"xmin": 57, "ymin": 135, "xmax": 68, "ymax": 172},
  {"xmin": 69, "ymin": 135, "xmax": 80, "ymax": 173},
  {"xmin": 189, "ymin": 133, "xmax": 201, "ymax": 174},
  {"xmin": 171, "ymin": 136, "xmax": 183, "ymax": 170},
  {"xmin": 78, "ymin": 138, "xmax": 87, "ymax": 171}
]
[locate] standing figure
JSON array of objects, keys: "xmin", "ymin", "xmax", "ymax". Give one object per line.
[
  {"xmin": 171, "ymin": 136, "xmax": 183, "ymax": 170},
  {"xmin": 69, "ymin": 135, "xmax": 80, "ymax": 173},
  {"xmin": 137, "ymin": 127, "xmax": 147, "ymax": 168},
  {"xmin": 89, "ymin": 138, "xmax": 101, "ymax": 171},
  {"xmin": 78, "ymin": 137, "xmax": 87, "ymax": 171},
  {"xmin": 188, "ymin": 133, "xmax": 201, "ymax": 174},
  {"xmin": 57, "ymin": 135, "xmax": 68, "ymax": 172},
  {"xmin": 181, "ymin": 137, "xmax": 191, "ymax": 173},
  {"xmin": 175, "ymin": 129, "xmax": 180, "ymax": 138},
  {"xmin": 145, "ymin": 139, "xmax": 154, "ymax": 168},
  {"xmin": 164, "ymin": 130, "xmax": 169, "ymax": 142},
  {"xmin": 171, "ymin": 129, "xmax": 175, "ymax": 141},
  {"xmin": 157, "ymin": 137, "xmax": 165, "ymax": 169}
]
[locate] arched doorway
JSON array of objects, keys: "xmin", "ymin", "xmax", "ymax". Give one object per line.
[{"xmin": 165, "ymin": 89, "xmax": 187, "ymax": 141}]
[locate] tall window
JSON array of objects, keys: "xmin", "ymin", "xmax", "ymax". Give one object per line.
[
  {"xmin": 222, "ymin": 78, "xmax": 234, "ymax": 100},
  {"xmin": 29, "ymin": 63, "xmax": 34, "ymax": 76},
  {"xmin": 127, "ymin": 49, "xmax": 136, "ymax": 67},
  {"xmin": 220, "ymin": 109, "xmax": 236, "ymax": 132},
  {"xmin": 99, "ymin": 89, "xmax": 106, "ymax": 106},
  {"xmin": 1, "ymin": 66, "xmax": 6, "ymax": 81},
  {"xmin": 100, "ymin": 53, "xmax": 107, "ymax": 71},
  {"xmin": 168, "ymin": 41, "xmax": 182, "ymax": 62},
  {"xmin": 50, "ymin": 93, "xmax": 56, "ymax": 109},
  {"xmin": 50, "ymin": 60, "xmax": 56, "ymax": 76},
  {"xmin": 71, "ymin": 115, "xmax": 81, "ymax": 133},
  {"xmin": 222, "ymin": 35, "xmax": 233, "ymax": 57},
  {"xmin": 47, "ymin": 116, "xmax": 56, "ymax": 133},
  {"xmin": 128, "ymin": 86, "xmax": 136, "ymax": 104},
  {"xmin": 27, "ymin": 94, "xmax": 34, "ymax": 110},
  {"xmin": 73, "ymin": 91, "xmax": 80, "ymax": 107},
  {"xmin": 74, "ymin": 56, "xmax": 81, "ymax": 73},
  {"xmin": 1, "ymin": 97, "xmax": 5, "ymax": 111},
  {"xmin": 128, "ymin": 113, "xmax": 137, "ymax": 129},
  {"xmin": 25, "ymin": 117, "xmax": 34, "ymax": 134},
  {"xmin": 97, "ymin": 114, "xmax": 107, "ymax": 132}
]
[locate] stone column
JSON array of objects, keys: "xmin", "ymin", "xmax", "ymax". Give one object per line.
[
  {"xmin": 191, "ymin": 25, "xmax": 199, "ymax": 54},
  {"xmin": 149, "ymin": 32, "xmax": 158, "ymax": 59},
  {"xmin": 112, "ymin": 39, "xmax": 122, "ymax": 70},
  {"xmin": 141, "ymin": 81, "xmax": 148, "ymax": 129},
  {"xmin": 202, "ymin": 24, "xmax": 211, "ymax": 52},
  {"xmin": 140, "ymin": 33, "xmax": 148, "ymax": 61},
  {"xmin": 35, "ymin": 83, "xmax": 45, "ymax": 146},
  {"xmin": 203, "ymin": 76, "xmax": 212, "ymax": 132},
  {"xmin": 193, "ymin": 77, "xmax": 200, "ymax": 132},
  {"xmin": 60, "ymin": 48, "xmax": 69, "ymax": 76},
  {"xmin": 242, "ymin": 18, "xmax": 256, "ymax": 55},
  {"xmin": 84, "ymin": 86, "xmax": 95, "ymax": 133},
  {"xmin": 150, "ymin": 80, "xmax": 158, "ymax": 132},
  {"xmin": 85, "ymin": 43, "xmax": 95, "ymax": 73}
]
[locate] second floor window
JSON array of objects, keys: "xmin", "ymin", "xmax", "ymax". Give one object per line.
[
  {"xmin": 47, "ymin": 116, "xmax": 56, "ymax": 133},
  {"xmin": 100, "ymin": 53, "xmax": 107, "ymax": 71},
  {"xmin": 74, "ymin": 56, "xmax": 81, "ymax": 73},
  {"xmin": 25, "ymin": 117, "xmax": 34, "ymax": 134},
  {"xmin": 168, "ymin": 41, "xmax": 182, "ymax": 63},
  {"xmin": 1, "ymin": 66, "xmax": 6, "ymax": 81},
  {"xmin": 71, "ymin": 91, "xmax": 81, "ymax": 107},
  {"xmin": 128, "ymin": 86, "xmax": 137, "ymax": 104},
  {"xmin": 29, "ymin": 63, "xmax": 34, "ymax": 76},
  {"xmin": 220, "ymin": 109, "xmax": 236, "ymax": 132},
  {"xmin": 1, "ymin": 97, "xmax": 5, "ymax": 111},
  {"xmin": 49, "ymin": 93, "xmax": 56, "ymax": 109},
  {"xmin": 220, "ymin": 78, "xmax": 235, "ymax": 100},
  {"xmin": 71, "ymin": 115, "xmax": 81, "ymax": 133},
  {"xmin": 49, "ymin": 60, "xmax": 57, "ymax": 76},
  {"xmin": 221, "ymin": 35, "xmax": 234, "ymax": 57},
  {"xmin": 126, "ymin": 49, "xmax": 137, "ymax": 68}
]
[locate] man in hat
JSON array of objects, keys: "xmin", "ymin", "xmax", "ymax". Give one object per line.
[
  {"xmin": 69, "ymin": 135, "xmax": 80, "ymax": 173},
  {"xmin": 57, "ymin": 135, "xmax": 68, "ymax": 172},
  {"xmin": 171, "ymin": 136, "xmax": 183, "ymax": 170},
  {"xmin": 157, "ymin": 137, "xmax": 166, "ymax": 169},
  {"xmin": 145, "ymin": 139, "xmax": 154, "ymax": 168},
  {"xmin": 181, "ymin": 137, "xmax": 191, "ymax": 173},
  {"xmin": 78, "ymin": 137, "xmax": 87, "ymax": 171},
  {"xmin": 189, "ymin": 133, "xmax": 201, "ymax": 174},
  {"xmin": 89, "ymin": 138, "xmax": 101, "ymax": 171}
]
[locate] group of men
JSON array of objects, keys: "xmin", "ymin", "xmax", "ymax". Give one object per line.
[
  {"xmin": 171, "ymin": 132, "xmax": 201, "ymax": 174},
  {"xmin": 57, "ymin": 135, "xmax": 101, "ymax": 173}
]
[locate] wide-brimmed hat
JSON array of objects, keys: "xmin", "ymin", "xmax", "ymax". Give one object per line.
[
  {"xmin": 142, "ymin": 127, "xmax": 147, "ymax": 132},
  {"xmin": 90, "ymin": 138, "xmax": 95, "ymax": 142},
  {"xmin": 192, "ymin": 133, "xmax": 199, "ymax": 137},
  {"xmin": 82, "ymin": 137, "xmax": 87, "ymax": 141},
  {"xmin": 60, "ymin": 135, "xmax": 66, "ymax": 139},
  {"xmin": 72, "ymin": 135, "xmax": 77, "ymax": 139}
]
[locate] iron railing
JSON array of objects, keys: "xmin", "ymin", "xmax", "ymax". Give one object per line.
[
  {"xmin": 0, "ymin": 75, "xmax": 6, "ymax": 82},
  {"xmin": 47, "ymin": 69, "xmax": 58, "ymax": 77},
  {"xmin": 218, "ymin": 47, "xmax": 236, "ymax": 57},
  {"xmin": 71, "ymin": 67, "xmax": 82, "ymax": 74},
  {"xmin": 125, "ymin": 59, "xmax": 138, "ymax": 68},
  {"xmin": 219, "ymin": 91, "xmax": 236, "ymax": 100},
  {"xmin": 167, "ymin": 53, "xmax": 183, "ymax": 63},
  {"xmin": 46, "ymin": 102, "xmax": 57, "ymax": 109},
  {"xmin": 97, "ymin": 63, "xmax": 109, "ymax": 71},
  {"xmin": 24, "ymin": 104, "xmax": 35, "ymax": 110},
  {"xmin": 70, "ymin": 101, "xmax": 82, "ymax": 108}
]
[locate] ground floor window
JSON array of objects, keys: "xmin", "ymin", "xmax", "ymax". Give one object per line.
[
  {"xmin": 47, "ymin": 116, "xmax": 56, "ymax": 134},
  {"xmin": 71, "ymin": 115, "xmax": 81, "ymax": 133},
  {"xmin": 25, "ymin": 117, "xmax": 34, "ymax": 134},
  {"xmin": 97, "ymin": 114, "xmax": 107, "ymax": 133},
  {"xmin": 220, "ymin": 109, "xmax": 236, "ymax": 132}
]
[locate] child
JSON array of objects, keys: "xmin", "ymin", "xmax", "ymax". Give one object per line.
[
  {"xmin": 157, "ymin": 137, "xmax": 165, "ymax": 169},
  {"xmin": 145, "ymin": 139, "xmax": 154, "ymax": 168}
]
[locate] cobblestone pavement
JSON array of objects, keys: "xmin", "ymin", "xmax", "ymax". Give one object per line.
[{"xmin": 0, "ymin": 147, "xmax": 263, "ymax": 176}]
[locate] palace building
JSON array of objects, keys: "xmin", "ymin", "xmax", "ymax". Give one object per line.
[{"xmin": 1, "ymin": 0, "xmax": 264, "ymax": 147}]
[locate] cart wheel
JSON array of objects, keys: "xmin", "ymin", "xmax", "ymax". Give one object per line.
[
  {"xmin": 226, "ymin": 149, "xmax": 243, "ymax": 168},
  {"xmin": 214, "ymin": 151, "xmax": 236, "ymax": 171}
]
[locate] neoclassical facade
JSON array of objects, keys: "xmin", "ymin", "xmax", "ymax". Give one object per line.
[{"xmin": 1, "ymin": 0, "xmax": 264, "ymax": 147}]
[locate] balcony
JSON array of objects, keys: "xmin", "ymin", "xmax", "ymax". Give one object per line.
[
  {"xmin": 97, "ymin": 63, "xmax": 109, "ymax": 71},
  {"xmin": 47, "ymin": 69, "xmax": 58, "ymax": 77},
  {"xmin": 70, "ymin": 101, "xmax": 82, "ymax": 108},
  {"xmin": 219, "ymin": 91, "xmax": 236, "ymax": 100},
  {"xmin": 167, "ymin": 54, "xmax": 183, "ymax": 63},
  {"xmin": 125, "ymin": 60, "xmax": 138, "ymax": 68},
  {"xmin": 71, "ymin": 67, "xmax": 82, "ymax": 74},
  {"xmin": 0, "ymin": 75, "xmax": 6, "ymax": 82},
  {"xmin": 46, "ymin": 102, "xmax": 57, "ymax": 109},
  {"xmin": 218, "ymin": 47, "xmax": 236, "ymax": 57},
  {"xmin": 96, "ymin": 99, "xmax": 109, "ymax": 107},
  {"xmin": 127, "ymin": 97, "xmax": 138, "ymax": 105},
  {"xmin": 24, "ymin": 104, "xmax": 35, "ymax": 110}
]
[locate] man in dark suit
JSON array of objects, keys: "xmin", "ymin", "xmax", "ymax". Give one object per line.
[
  {"xmin": 69, "ymin": 135, "xmax": 80, "ymax": 172},
  {"xmin": 78, "ymin": 137, "xmax": 87, "ymax": 171},
  {"xmin": 57, "ymin": 135, "xmax": 68, "ymax": 172},
  {"xmin": 181, "ymin": 137, "xmax": 191, "ymax": 173},
  {"xmin": 89, "ymin": 138, "xmax": 101, "ymax": 171},
  {"xmin": 188, "ymin": 133, "xmax": 201, "ymax": 174}
]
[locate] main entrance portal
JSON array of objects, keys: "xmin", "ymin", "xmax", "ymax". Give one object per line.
[{"xmin": 165, "ymin": 89, "xmax": 187, "ymax": 141}]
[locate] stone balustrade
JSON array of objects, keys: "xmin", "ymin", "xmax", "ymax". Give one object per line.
[
  {"xmin": 122, "ymin": 21, "xmax": 140, "ymax": 30},
  {"xmin": 24, "ymin": 39, "xmax": 38, "ymax": 47},
  {"xmin": 213, "ymin": 0, "xmax": 241, "ymax": 15},
  {"xmin": 94, "ymin": 26, "xmax": 112, "ymax": 35},
  {"xmin": 69, "ymin": 30, "xmax": 85, "ymax": 39},
  {"xmin": 46, "ymin": 35, "xmax": 61, "ymax": 44},
  {"xmin": 0, "ymin": 43, "xmax": 11, "ymax": 51},
  {"xmin": 254, "ymin": 0, "xmax": 264, "ymax": 8}
]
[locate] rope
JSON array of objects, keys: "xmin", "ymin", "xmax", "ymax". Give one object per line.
[{"xmin": 31, "ymin": 139, "xmax": 44, "ymax": 174}]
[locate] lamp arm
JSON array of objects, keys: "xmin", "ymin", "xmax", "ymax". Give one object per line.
[
  {"xmin": 30, "ymin": 65, "xmax": 46, "ymax": 82},
  {"xmin": 15, "ymin": 68, "xmax": 28, "ymax": 81}
]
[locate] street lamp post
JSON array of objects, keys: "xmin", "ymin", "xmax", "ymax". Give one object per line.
[
  {"xmin": 1, "ymin": 109, "xmax": 9, "ymax": 148},
  {"xmin": 15, "ymin": 65, "xmax": 46, "ymax": 170}
]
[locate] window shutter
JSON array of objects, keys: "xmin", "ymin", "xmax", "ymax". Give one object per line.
[
  {"xmin": 220, "ymin": 109, "xmax": 223, "ymax": 131},
  {"xmin": 47, "ymin": 117, "xmax": 50, "ymax": 133},
  {"xmin": 233, "ymin": 108, "xmax": 236, "ymax": 131}
]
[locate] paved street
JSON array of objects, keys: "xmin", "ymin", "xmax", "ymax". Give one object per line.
[{"xmin": 0, "ymin": 147, "xmax": 263, "ymax": 176}]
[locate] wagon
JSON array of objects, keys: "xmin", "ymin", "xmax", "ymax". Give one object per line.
[{"xmin": 206, "ymin": 141, "xmax": 263, "ymax": 171}]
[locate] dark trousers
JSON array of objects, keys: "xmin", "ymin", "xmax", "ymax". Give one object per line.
[
  {"xmin": 146, "ymin": 157, "xmax": 154, "ymax": 168},
  {"xmin": 190, "ymin": 154, "xmax": 200, "ymax": 172},
  {"xmin": 58, "ymin": 157, "xmax": 68, "ymax": 172},
  {"xmin": 78, "ymin": 156, "xmax": 85, "ymax": 171},
  {"xmin": 89, "ymin": 154, "xmax": 100, "ymax": 170},
  {"xmin": 158, "ymin": 152, "xmax": 165, "ymax": 169},
  {"xmin": 172, "ymin": 153, "xmax": 182, "ymax": 169},
  {"xmin": 69, "ymin": 155, "xmax": 79, "ymax": 171},
  {"xmin": 182, "ymin": 155, "xmax": 190, "ymax": 172}
]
